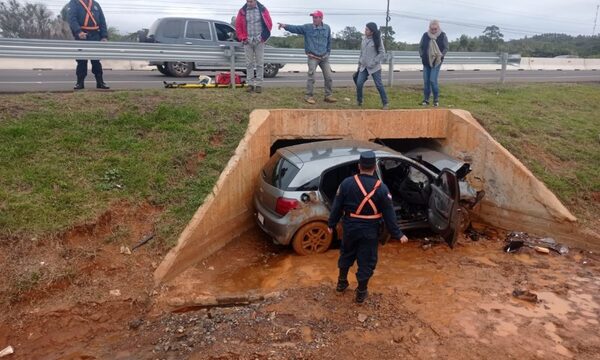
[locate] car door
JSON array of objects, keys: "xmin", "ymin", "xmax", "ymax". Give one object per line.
[{"xmin": 427, "ymin": 169, "xmax": 460, "ymax": 248}]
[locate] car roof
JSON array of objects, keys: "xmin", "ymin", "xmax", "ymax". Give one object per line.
[
  {"xmin": 281, "ymin": 140, "xmax": 397, "ymax": 165},
  {"xmin": 154, "ymin": 17, "xmax": 231, "ymax": 24}
]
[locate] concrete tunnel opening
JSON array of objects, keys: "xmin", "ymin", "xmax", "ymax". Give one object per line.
[{"xmin": 154, "ymin": 109, "xmax": 590, "ymax": 285}]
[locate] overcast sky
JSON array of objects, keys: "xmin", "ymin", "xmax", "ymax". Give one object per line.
[{"xmin": 44, "ymin": 0, "xmax": 598, "ymax": 42}]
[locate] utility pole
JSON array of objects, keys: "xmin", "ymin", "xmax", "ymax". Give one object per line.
[
  {"xmin": 594, "ymin": 4, "xmax": 599, "ymax": 36},
  {"xmin": 385, "ymin": 0, "xmax": 391, "ymax": 49}
]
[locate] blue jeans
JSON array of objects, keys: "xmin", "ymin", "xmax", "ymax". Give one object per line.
[
  {"xmin": 356, "ymin": 69, "xmax": 388, "ymax": 106},
  {"xmin": 422, "ymin": 64, "xmax": 441, "ymax": 102}
]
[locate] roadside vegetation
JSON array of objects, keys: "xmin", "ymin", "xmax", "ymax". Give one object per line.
[{"xmin": 0, "ymin": 84, "xmax": 598, "ymax": 248}]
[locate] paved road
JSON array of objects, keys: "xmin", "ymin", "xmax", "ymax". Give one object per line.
[{"xmin": 0, "ymin": 69, "xmax": 598, "ymax": 93}]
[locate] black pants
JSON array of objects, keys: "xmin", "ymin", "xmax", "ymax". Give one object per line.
[
  {"xmin": 75, "ymin": 31, "xmax": 103, "ymax": 82},
  {"xmin": 337, "ymin": 223, "xmax": 379, "ymax": 283}
]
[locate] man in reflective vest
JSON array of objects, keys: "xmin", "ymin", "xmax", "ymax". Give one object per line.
[
  {"xmin": 328, "ymin": 151, "xmax": 408, "ymax": 303},
  {"xmin": 68, "ymin": 0, "xmax": 109, "ymax": 90}
]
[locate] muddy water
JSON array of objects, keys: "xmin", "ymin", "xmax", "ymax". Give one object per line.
[{"xmin": 162, "ymin": 227, "xmax": 600, "ymax": 359}]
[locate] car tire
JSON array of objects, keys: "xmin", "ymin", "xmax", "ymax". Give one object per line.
[
  {"xmin": 156, "ymin": 64, "xmax": 170, "ymax": 75},
  {"xmin": 263, "ymin": 63, "xmax": 279, "ymax": 78},
  {"xmin": 166, "ymin": 62, "xmax": 193, "ymax": 77},
  {"xmin": 292, "ymin": 221, "xmax": 333, "ymax": 255}
]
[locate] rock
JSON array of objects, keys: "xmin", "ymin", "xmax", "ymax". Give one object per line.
[
  {"xmin": 357, "ymin": 314, "xmax": 368, "ymax": 323},
  {"xmin": 0, "ymin": 346, "xmax": 14, "ymax": 358},
  {"xmin": 208, "ymin": 266, "xmax": 215, "ymax": 271},
  {"xmin": 268, "ymin": 312, "xmax": 276, "ymax": 321},
  {"xmin": 109, "ymin": 289, "xmax": 121, "ymax": 297},
  {"xmin": 120, "ymin": 246, "xmax": 132, "ymax": 255},
  {"xmin": 534, "ymin": 246, "xmax": 550, "ymax": 254}
]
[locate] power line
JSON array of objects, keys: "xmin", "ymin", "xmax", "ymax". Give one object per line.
[{"xmin": 594, "ymin": 4, "xmax": 599, "ymax": 36}]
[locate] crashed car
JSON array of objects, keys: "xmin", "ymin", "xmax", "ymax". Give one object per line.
[{"xmin": 253, "ymin": 140, "xmax": 483, "ymax": 255}]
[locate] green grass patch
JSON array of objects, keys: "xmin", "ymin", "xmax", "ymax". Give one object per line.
[{"xmin": 0, "ymin": 83, "xmax": 598, "ymax": 246}]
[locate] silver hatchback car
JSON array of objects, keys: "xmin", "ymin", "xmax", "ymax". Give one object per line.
[{"xmin": 253, "ymin": 140, "xmax": 482, "ymax": 255}]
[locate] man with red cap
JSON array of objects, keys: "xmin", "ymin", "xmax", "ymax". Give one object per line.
[{"xmin": 278, "ymin": 11, "xmax": 337, "ymax": 104}]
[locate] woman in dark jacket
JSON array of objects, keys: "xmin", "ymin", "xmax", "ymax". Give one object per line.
[{"xmin": 418, "ymin": 20, "xmax": 448, "ymax": 107}]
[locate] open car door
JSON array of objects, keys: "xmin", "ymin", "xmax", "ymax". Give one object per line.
[{"xmin": 427, "ymin": 169, "xmax": 460, "ymax": 248}]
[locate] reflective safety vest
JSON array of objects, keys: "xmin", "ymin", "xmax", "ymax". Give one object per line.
[
  {"xmin": 78, "ymin": 0, "xmax": 99, "ymax": 31},
  {"xmin": 349, "ymin": 175, "xmax": 383, "ymax": 220}
]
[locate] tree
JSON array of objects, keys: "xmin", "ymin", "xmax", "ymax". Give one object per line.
[
  {"xmin": 334, "ymin": 26, "xmax": 362, "ymax": 49},
  {"xmin": 379, "ymin": 25, "xmax": 395, "ymax": 49},
  {"xmin": 0, "ymin": 0, "xmax": 70, "ymax": 39},
  {"xmin": 481, "ymin": 25, "xmax": 504, "ymax": 51}
]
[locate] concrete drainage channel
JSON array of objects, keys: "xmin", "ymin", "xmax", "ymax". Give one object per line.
[{"xmin": 155, "ymin": 109, "xmax": 589, "ymax": 285}]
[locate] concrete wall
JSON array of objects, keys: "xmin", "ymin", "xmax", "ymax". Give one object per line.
[{"xmin": 154, "ymin": 109, "xmax": 593, "ymax": 284}]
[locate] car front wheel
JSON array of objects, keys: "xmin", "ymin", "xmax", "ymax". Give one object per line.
[
  {"xmin": 292, "ymin": 222, "xmax": 332, "ymax": 255},
  {"xmin": 166, "ymin": 62, "xmax": 193, "ymax": 77},
  {"xmin": 156, "ymin": 64, "xmax": 170, "ymax": 75},
  {"xmin": 263, "ymin": 63, "xmax": 279, "ymax": 78}
]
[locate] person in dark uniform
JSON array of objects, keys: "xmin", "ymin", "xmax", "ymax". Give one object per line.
[
  {"xmin": 328, "ymin": 151, "xmax": 408, "ymax": 303},
  {"xmin": 68, "ymin": 0, "xmax": 109, "ymax": 90}
]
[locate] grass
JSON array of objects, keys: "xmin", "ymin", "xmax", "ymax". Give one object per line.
[{"xmin": 0, "ymin": 83, "xmax": 598, "ymax": 247}]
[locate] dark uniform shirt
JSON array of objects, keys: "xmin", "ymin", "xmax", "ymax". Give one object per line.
[
  {"xmin": 68, "ymin": 0, "xmax": 108, "ymax": 40},
  {"xmin": 328, "ymin": 173, "xmax": 403, "ymax": 239}
]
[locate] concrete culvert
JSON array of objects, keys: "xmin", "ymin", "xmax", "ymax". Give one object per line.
[{"xmin": 154, "ymin": 109, "xmax": 590, "ymax": 285}]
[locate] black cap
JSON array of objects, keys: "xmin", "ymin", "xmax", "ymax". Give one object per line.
[{"xmin": 359, "ymin": 151, "xmax": 376, "ymax": 167}]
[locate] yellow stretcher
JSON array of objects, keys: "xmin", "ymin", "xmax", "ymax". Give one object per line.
[{"xmin": 163, "ymin": 81, "xmax": 247, "ymax": 89}]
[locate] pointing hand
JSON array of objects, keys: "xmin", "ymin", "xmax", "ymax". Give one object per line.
[{"xmin": 277, "ymin": 23, "xmax": 286, "ymax": 30}]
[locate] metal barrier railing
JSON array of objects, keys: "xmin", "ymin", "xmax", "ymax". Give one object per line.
[{"xmin": 0, "ymin": 38, "xmax": 521, "ymax": 86}]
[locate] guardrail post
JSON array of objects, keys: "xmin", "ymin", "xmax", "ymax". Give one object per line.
[
  {"xmin": 387, "ymin": 52, "xmax": 394, "ymax": 87},
  {"xmin": 500, "ymin": 52, "xmax": 508, "ymax": 84},
  {"xmin": 229, "ymin": 44, "xmax": 236, "ymax": 89}
]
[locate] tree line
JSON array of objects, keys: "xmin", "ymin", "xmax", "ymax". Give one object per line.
[{"xmin": 1, "ymin": 0, "xmax": 599, "ymax": 58}]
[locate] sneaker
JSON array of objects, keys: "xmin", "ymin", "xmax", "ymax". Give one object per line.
[
  {"xmin": 336, "ymin": 279, "xmax": 349, "ymax": 292},
  {"xmin": 73, "ymin": 83, "xmax": 84, "ymax": 90},
  {"xmin": 324, "ymin": 96, "xmax": 337, "ymax": 103},
  {"xmin": 433, "ymin": 101, "xmax": 439, "ymax": 107},
  {"xmin": 420, "ymin": 100, "xmax": 429, "ymax": 106},
  {"xmin": 246, "ymin": 85, "xmax": 255, "ymax": 93},
  {"xmin": 254, "ymin": 86, "xmax": 262, "ymax": 94},
  {"xmin": 382, "ymin": 104, "xmax": 389, "ymax": 110},
  {"xmin": 305, "ymin": 97, "xmax": 316, "ymax": 104},
  {"xmin": 355, "ymin": 288, "xmax": 368, "ymax": 303},
  {"xmin": 96, "ymin": 82, "xmax": 110, "ymax": 90}
]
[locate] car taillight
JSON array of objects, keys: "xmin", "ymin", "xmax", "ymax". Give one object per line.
[{"xmin": 275, "ymin": 197, "xmax": 299, "ymax": 216}]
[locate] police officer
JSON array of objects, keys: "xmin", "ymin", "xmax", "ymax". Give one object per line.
[
  {"xmin": 328, "ymin": 151, "xmax": 408, "ymax": 303},
  {"xmin": 68, "ymin": 0, "xmax": 109, "ymax": 90}
]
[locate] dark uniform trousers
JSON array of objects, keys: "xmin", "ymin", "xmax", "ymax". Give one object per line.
[
  {"xmin": 76, "ymin": 31, "xmax": 103, "ymax": 82},
  {"xmin": 338, "ymin": 223, "xmax": 379, "ymax": 283}
]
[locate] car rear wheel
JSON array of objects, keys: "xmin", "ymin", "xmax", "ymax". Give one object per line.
[
  {"xmin": 264, "ymin": 63, "xmax": 279, "ymax": 78},
  {"xmin": 166, "ymin": 62, "xmax": 193, "ymax": 77},
  {"xmin": 292, "ymin": 222, "xmax": 333, "ymax": 255},
  {"xmin": 156, "ymin": 64, "xmax": 170, "ymax": 75}
]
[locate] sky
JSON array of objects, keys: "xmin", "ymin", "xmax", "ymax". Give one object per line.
[{"xmin": 42, "ymin": 0, "xmax": 599, "ymax": 42}]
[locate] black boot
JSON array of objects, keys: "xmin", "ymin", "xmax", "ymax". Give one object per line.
[
  {"xmin": 336, "ymin": 268, "xmax": 349, "ymax": 292},
  {"xmin": 355, "ymin": 280, "xmax": 369, "ymax": 303},
  {"xmin": 95, "ymin": 75, "xmax": 110, "ymax": 90},
  {"xmin": 74, "ymin": 76, "xmax": 84, "ymax": 90}
]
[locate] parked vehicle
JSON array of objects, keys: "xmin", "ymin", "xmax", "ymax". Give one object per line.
[
  {"xmin": 254, "ymin": 140, "xmax": 483, "ymax": 255},
  {"xmin": 139, "ymin": 17, "xmax": 284, "ymax": 78}
]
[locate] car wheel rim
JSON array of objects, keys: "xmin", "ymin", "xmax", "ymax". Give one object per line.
[
  {"xmin": 173, "ymin": 62, "xmax": 188, "ymax": 74},
  {"xmin": 301, "ymin": 227, "xmax": 328, "ymax": 253},
  {"xmin": 264, "ymin": 64, "xmax": 276, "ymax": 75}
]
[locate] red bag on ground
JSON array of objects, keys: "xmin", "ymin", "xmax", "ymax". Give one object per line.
[{"xmin": 215, "ymin": 72, "xmax": 243, "ymax": 85}]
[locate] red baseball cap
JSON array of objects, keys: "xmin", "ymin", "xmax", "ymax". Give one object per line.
[{"xmin": 310, "ymin": 10, "xmax": 324, "ymax": 18}]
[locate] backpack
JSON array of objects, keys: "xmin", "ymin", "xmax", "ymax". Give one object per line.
[{"xmin": 215, "ymin": 72, "xmax": 243, "ymax": 85}]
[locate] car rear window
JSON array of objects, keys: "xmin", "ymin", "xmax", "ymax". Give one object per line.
[
  {"xmin": 262, "ymin": 154, "xmax": 300, "ymax": 190},
  {"xmin": 160, "ymin": 19, "xmax": 184, "ymax": 39}
]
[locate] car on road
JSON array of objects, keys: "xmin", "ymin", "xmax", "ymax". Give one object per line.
[
  {"xmin": 139, "ymin": 17, "xmax": 284, "ymax": 78},
  {"xmin": 254, "ymin": 140, "xmax": 483, "ymax": 255}
]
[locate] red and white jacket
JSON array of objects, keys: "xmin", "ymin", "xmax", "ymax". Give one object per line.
[{"xmin": 235, "ymin": 1, "xmax": 273, "ymax": 43}]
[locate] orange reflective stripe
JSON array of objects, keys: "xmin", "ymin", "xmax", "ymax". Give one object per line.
[
  {"xmin": 351, "ymin": 176, "xmax": 381, "ymax": 219},
  {"xmin": 78, "ymin": 0, "xmax": 99, "ymax": 30},
  {"xmin": 349, "ymin": 213, "xmax": 383, "ymax": 220}
]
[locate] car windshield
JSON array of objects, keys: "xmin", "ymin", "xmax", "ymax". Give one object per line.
[{"xmin": 262, "ymin": 154, "xmax": 300, "ymax": 190}]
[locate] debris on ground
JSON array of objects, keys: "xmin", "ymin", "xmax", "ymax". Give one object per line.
[
  {"xmin": 512, "ymin": 289, "xmax": 539, "ymax": 303},
  {"xmin": 504, "ymin": 232, "xmax": 569, "ymax": 255},
  {"xmin": 357, "ymin": 313, "xmax": 368, "ymax": 323},
  {"xmin": 109, "ymin": 289, "xmax": 122, "ymax": 297},
  {"xmin": 0, "ymin": 346, "xmax": 14, "ymax": 358},
  {"xmin": 119, "ymin": 246, "xmax": 132, "ymax": 255},
  {"xmin": 131, "ymin": 233, "xmax": 155, "ymax": 252}
]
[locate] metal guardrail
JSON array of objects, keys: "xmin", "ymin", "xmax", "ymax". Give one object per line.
[{"xmin": 0, "ymin": 38, "xmax": 520, "ymax": 86}]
